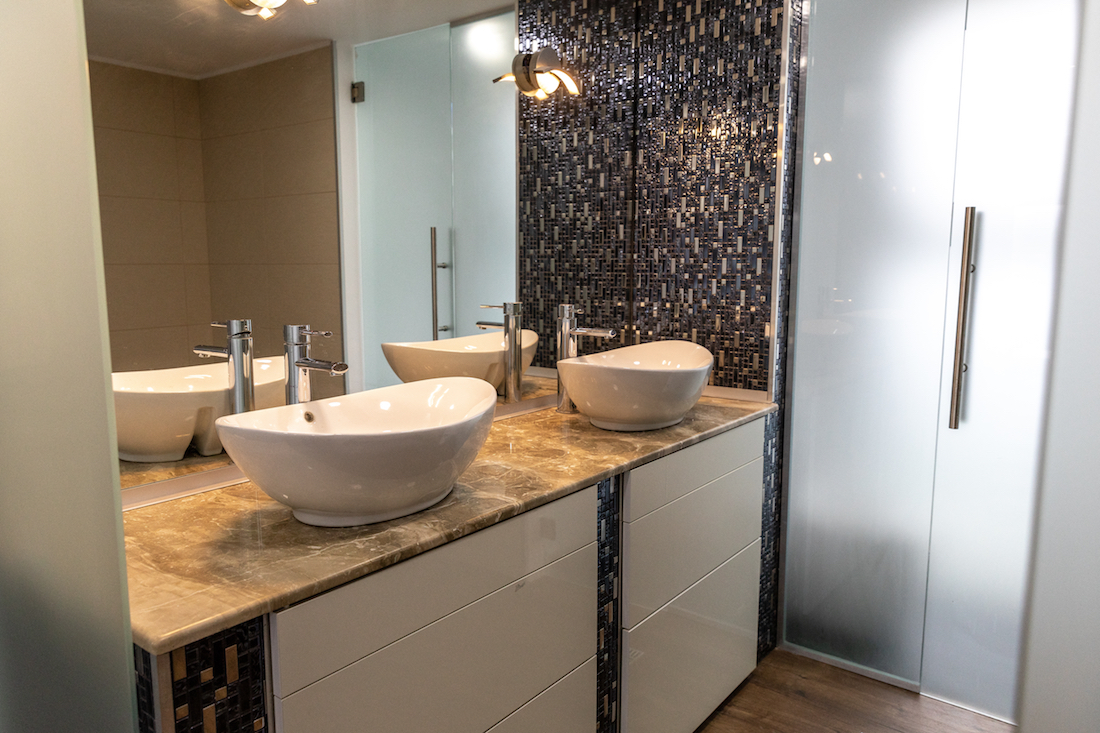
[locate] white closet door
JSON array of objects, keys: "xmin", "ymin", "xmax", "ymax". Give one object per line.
[
  {"xmin": 783, "ymin": 0, "xmax": 967, "ymax": 685},
  {"xmin": 920, "ymin": 0, "xmax": 1078, "ymax": 720}
]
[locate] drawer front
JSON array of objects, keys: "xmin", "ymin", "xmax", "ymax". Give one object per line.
[
  {"xmin": 272, "ymin": 486, "xmax": 596, "ymax": 697},
  {"xmin": 276, "ymin": 543, "xmax": 597, "ymax": 733},
  {"xmin": 487, "ymin": 656, "xmax": 596, "ymax": 733},
  {"xmin": 625, "ymin": 419, "xmax": 764, "ymax": 522},
  {"xmin": 623, "ymin": 457, "xmax": 762, "ymax": 629},
  {"xmin": 622, "ymin": 540, "xmax": 760, "ymax": 733}
]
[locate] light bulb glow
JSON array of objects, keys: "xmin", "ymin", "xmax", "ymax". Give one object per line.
[
  {"xmin": 536, "ymin": 72, "xmax": 560, "ymax": 94},
  {"xmin": 258, "ymin": 6, "xmax": 275, "ymax": 18},
  {"xmin": 549, "ymin": 69, "xmax": 580, "ymax": 94}
]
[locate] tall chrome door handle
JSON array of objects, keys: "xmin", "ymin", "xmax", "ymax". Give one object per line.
[
  {"xmin": 429, "ymin": 227, "xmax": 450, "ymax": 340},
  {"xmin": 949, "ymin": 206, "xmax": 976, "ymax": 429}
]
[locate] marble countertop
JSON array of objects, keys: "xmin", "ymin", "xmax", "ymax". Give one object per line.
[{"xmin": 124, "ymin": 396, "xmax": 776, "ymax": 654}]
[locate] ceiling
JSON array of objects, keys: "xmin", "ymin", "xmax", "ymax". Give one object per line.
[{"xmin": 83, "ymin": 0, "xmax": 512, "ymax": 78}]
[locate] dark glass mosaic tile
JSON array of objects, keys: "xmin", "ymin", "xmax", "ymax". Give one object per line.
[
  {"xmin": 596, "ymin": 475, "xmax": 622, "ymax": 733},
  {"xmin": 757, "ymin": 0, "xmax": 804, "ymax": 662},
  {"xmin": 134, "ymin": 645, "xmax": 157, "ymax": 733},
  {"xmin": 171, "ymin": 617, "xmax": 267, "ymax": 733}
]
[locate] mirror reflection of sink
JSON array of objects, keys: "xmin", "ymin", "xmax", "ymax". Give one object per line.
[
  {"xmin": 112, "ymin": 359, "xmax": 285, "ymax": 463},
  {"xmin": 215, "ymin": 377, "xmax": 498, "ymax": 527},
  {"xmin": 557, "ymin": 340, "xmax": 714, "ymax": 431},
  {"xmin": 381, "ymin": 330, "xmax": 539, "ymax": 390}
]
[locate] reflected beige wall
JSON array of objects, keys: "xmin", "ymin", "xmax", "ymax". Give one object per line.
[
  {"xmin": 92, "ymin": 60, "xmax": 213, "ymax": 370},
  {"xmin": 91, "ymin": 46, "xmax": 345, "ymax": 398}
]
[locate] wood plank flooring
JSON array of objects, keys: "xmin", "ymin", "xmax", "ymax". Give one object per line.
[{"xmin": 695, "ymin": 650, "xmax": 1015, "ymax": 733}]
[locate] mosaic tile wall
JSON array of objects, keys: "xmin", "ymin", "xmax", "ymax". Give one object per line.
[
  {"xmin": 758, "ymin": 0, "xmax": 803, "ymax": 660},
  {"xmin": 135, "ymin": 646, "xmax": 157, "ymax": 733},
  {"xmin": 518, "ymin": 0, "xmax": 799, "ymax": 665},
  {"xmin": 517, "ymin": 0, "xmax": 638, "ymax": 368},
  {"xmin": 596, "ymin": 475, "xmax": 622, "ymax": 733},
  {"xmin": 169, "ymin": 617, "xmax": 267, "ymax": 733},
  {"xmin": 518, "ymin": 0, "xmax": 788, "ymax": 392}
]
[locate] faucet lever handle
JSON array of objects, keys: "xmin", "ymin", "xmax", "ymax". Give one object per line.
[
  {"xmin": 480, "ymin": 304, "xmax": 503, "ymax": 310},
  {"xmin": 302, "ymin": 329, "xmax": 333, "ymax": 338}
]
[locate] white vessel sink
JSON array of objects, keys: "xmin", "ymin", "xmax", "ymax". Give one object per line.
[
  {"xmin": 215, "ymin": 377, "xmax": 497, "ymax": 527},
  {"xmin": 382, "ymin": 330, "xmax": 539, "ymax": 390},
  {"xmin": 113, "ymin": 359, "xmax": 285, "ymax": 462},
  {"xmin": 557, "ymin": 340, "xmax": 713, "ymax": 431}
]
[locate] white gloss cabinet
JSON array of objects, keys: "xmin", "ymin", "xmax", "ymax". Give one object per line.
[
  {"xmin": 621, "ymin": 421, "xmax": 764, "ymax": 733},
  {"xmin": 271, "ymin": 486, "xmax": 597, "ymax": 733}
]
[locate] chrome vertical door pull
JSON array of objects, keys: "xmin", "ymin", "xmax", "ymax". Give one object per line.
[
  {"xmin": 949, "ymin": 206, "xmax": 977, "ymax": 429},
  {"xmin": 430, "ymin": 227, "xmax": 450, "ymax": 340}
]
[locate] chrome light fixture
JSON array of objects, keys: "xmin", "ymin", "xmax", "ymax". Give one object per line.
[
  {"xmin": 223, "ymin": 0, "xmax": 315, "ymax": 20},
  {"xmin": 493, "ymin": 48, "xmax": 581, "ymax": 99}
]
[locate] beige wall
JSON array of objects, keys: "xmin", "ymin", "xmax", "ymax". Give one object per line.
[
  {"xmin": 90, "ymin": 47, "xmax": 344, "ymax": 396},
  {"xmin": 200, "ymin": 47, "xmax": 345, "ymax": 397},
  {"xmin": 91, "ymin": 61, "xmax": 213, "ymax": 371}
]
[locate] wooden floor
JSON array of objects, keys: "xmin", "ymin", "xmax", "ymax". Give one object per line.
[{"xmin": 695, "ymin": 650, "xmax": 1015, "ymax": 733}]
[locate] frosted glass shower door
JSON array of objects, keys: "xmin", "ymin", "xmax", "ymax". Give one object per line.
[
  {"xmin": 357, "ymin": 26, "xmax": 454, "ymax": 389},
  {"xmin": 783, "ymin": 0, "xmax": 967, "ymax": 685}
]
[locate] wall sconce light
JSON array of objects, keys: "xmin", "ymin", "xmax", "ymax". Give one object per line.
[
  {"xmin": 222, "ymin": 0, "xmax": 316, "ymax": 20},
  {"xmin": 493, "ymin": 48, "xmax": 581, "ymax": 99}
]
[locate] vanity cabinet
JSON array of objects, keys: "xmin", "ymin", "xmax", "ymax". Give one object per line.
[
  {"xmin": 270, "ymin": 486, "xmax": 597, "ymax": 733},
  {"xmin": 620, "ymin": 420, "xmax": 764, "ymax": 733}
]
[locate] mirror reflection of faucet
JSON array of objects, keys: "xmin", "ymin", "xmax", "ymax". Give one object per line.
[
  {"xmin": 194, "ymin": 318, "xmax": 255, "ymax": 414},
  {"xmin": 283, "ymin": 325, "xmax": 350, "ymax": 405},
  {"xmin": 478, "ymin": 302, "xmax": 524, "ymax": 403},
  {"xmin": 555, "ymin": 304, "xmax": 618, "ymax": 414}
]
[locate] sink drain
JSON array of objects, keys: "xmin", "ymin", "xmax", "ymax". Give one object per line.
[{"xmin": 303, "ymin": 411, "xmax": 315, "ymax": 423}]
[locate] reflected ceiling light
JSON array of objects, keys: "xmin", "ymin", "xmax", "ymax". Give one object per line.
[
  {"xmin": 493, "ymin": 48, "xmax": 581, "ymax": 99},
  {"xmin": 222, "ymin": 0, "xmax": 316, "ymax": 20}
]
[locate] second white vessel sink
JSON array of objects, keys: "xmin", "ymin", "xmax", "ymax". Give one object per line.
[
  {"xmin": 382, "ymin": 330, "xmax": 539, "ymax": 390},
  {"xmin": 557, "ymin": 340, "xmax": 713, "ymax": 431},
  {"xmin": 113, "ymin": 359, "xmax": 285, "ymax": 462},
  {"xmin": 215, "ymin": 377, "xmax": 498, "ymax": 527}
]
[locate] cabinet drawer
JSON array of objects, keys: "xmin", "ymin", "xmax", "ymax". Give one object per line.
[
  {"xmin": 487, "ymin": 656, "xmax": 596, "ymax": 733},
  {"xmin": 625, "ymin": 419, "xmax": 764, "ymax": 522},
  {"xmin": 623, "ymin": 457, "xmax": 763, "ymax": 628},
  {"xmin": 272, "ymin": 486, "xmax": 596, "ymax": 697},
  {"xmin": 276, "ymin": 543, "xmax": 597, "ymax": 733},
  {"xmin": 622, "ymin": 540, "xmax": 760, "ymax": 733}
]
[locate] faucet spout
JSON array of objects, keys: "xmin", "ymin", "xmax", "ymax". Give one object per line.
[
  {"xmin": 193, "ymin": 319, "xmax": 255, "ymax": 414},
  {"xmin": 480, "ymin": 302, "xmax": 524, "ymax": 403},
  {"xmin": 283, "ymin": 324, "xmax": 348, "ymax": 405}
]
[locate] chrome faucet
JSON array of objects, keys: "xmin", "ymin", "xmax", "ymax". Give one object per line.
[
  {"xmin": 283, "ymin": 325, "xmax": 349, "ymax": 405},
  {"xmin": 194, "ymin": 319, "xmax": 255, "ymax": 414},
  {"xmin": 556, "ymin": 304, "xmax": 618, "ymax": 414},
  {"xmin": 478, "ymin": 302, "xmax": 524, "ymax": 403}
]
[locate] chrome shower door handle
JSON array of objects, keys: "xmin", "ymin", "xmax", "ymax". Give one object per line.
[
  {"xmin": 949, "ymin": 206, "xmax": 977, "ymax": 429},
  {"xmin": 430, "ymin": 227, "xmax": 451, "ymax": 339}
]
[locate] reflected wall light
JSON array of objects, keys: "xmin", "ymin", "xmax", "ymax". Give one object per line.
[
  {"xmin": 493, "ymin": 48, "xmax": 581, "ymax": 99},
  {"xmin": 222, "ymin": 0, "xmax": 316, "ymax": 20}
]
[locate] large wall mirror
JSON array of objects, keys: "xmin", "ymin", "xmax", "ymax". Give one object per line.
[{"xmin": 81, "ymin": 0, "xmax": 519, "ymax": 495}]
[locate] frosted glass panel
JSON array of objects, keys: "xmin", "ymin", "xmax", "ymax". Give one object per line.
[
  {"xmin": 356, "ymin": 26, "xmax": 453, "ymax": 389},
  {"xmin": 783, "ymin": 0, "xmax": 966, "ymax": 683},
  {"xmin": 450, "ymin": 13, "xmax": 517, "ymax": 338},
  {"xmin": 920, "ymin": 0, "xmax": 1076, "ymax": 719}
]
